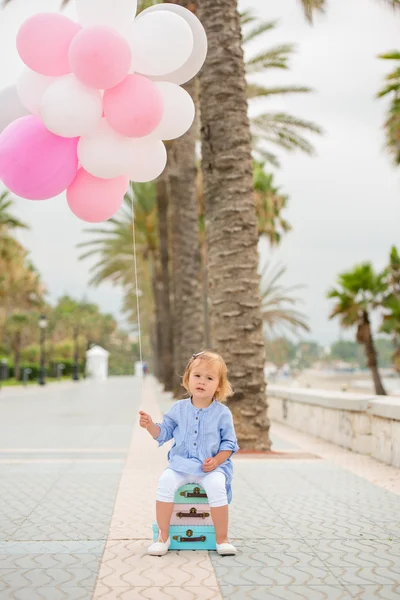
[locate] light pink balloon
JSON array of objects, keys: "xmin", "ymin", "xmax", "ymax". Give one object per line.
[
  {"xmin": 17, "ymin": 13, "xmax": 81, "ymax": 76},
  {"xmin": 69, "ymin": 26, "xmax": 131, "ymax": 90},
  {"xmin": 67, "ymin": 168, "xmax": 129, "ymax": 222},
  {"xmin": 103, "ymin": 74, "xmax": 163, "ymax": 137},
  {"xmin": 0, "ymin": 115, "xmax": 78, "ymax": 200}
]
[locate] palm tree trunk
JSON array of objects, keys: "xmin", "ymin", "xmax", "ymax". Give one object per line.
[
  {"xmin": 14, "ymin": 332, "xmax": 21, "ymax": 380},
  {"xmin": 156, "ymin": 173, "xmax": 174, "ymax": 391},
  {"xmin": 168, "ymin": 77, "xmax": 205, "ymax": 398},
  {"xmin": 202, "ymin": 243, "xmax": 211, "ymax": 348},
  {"xmin": 358, "ymin": 311, "xmax": 387, "ymax": 396},
  {"xmin": 197, "ymin": 0, "xmax": 270, "ymax": 449},
  {"xmin": 150, "ymin": 256, "xmax": 163, "ymax": 381}
]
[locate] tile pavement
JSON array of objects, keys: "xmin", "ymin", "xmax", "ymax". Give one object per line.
[{"xmin": 1, "ymin": 377, "xmax": 400, "ymax": 599}]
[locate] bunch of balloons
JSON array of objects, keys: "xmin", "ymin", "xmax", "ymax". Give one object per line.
[{"xmin": 0, "ymin": 0, "xmax": 207, "ymax": 222}]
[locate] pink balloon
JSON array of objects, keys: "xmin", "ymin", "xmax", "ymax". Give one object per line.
[
  {"xmin": 104, "ymin": 74, "xmax": 163, "ymax": 137},
  {"xmin": 17, "ymin": 14, "xmax": 81, "ymax": 76},
  {"xmin": 0, "ymin": 115, "xmax": 78, "ymax": 200},
  {"xmin": 67, "ymin": 169, "xmax": 129, "ymax": 222},
  {"xmin": 69, "ymin": 27, "xmax": 131, "ymax": 90}
]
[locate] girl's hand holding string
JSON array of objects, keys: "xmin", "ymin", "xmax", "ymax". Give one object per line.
[
  {"xmin": 139, "ymin": 410, "xmax": 153, "ymax": 429},
  {"xmin": 139, "ymin": 411, "xmax": 161, "ymax": 439}
]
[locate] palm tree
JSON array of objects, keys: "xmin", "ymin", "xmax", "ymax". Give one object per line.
[
  {"xmin": 260, "ymin": 261, "xmax": 310, "ymax": 338},
  {"xmin": 253, "ymin": 161, "xmax": 291, "ymax": 245},
  {"xmin": 296, "ymin": 0, "xmax": 400, "ymax": 23},
  {"xmin": 381, "ymin": 246, "xmax": 400, "ymax": 371},
  {"xmin": 197, "ymin": 0, "xmax": 271, "ymax": 450},
  {"xmin": 327, "ymin": 263, "xmax": 388, "ymax": 395},
  {"xmin": 167, "ymin": 76, "xmax": 205, "ymax": 398},
  {"xmin": 78, "ymin": 184, "xmax": 159, "ymax": 360},
  {"xmin": 155, "ymin": 172, "xmax": 174, "ymax": 390},
  {"xmin": 243, "ymin": 14, "xmax": 321, "ymax": 166},
  {"xmin": 0, "ymin": 190, "xmax": 29, "ymax": 232},
  {"xmin": 377, "ymin": 51, "xmax": 400, "ymax": 165},
  {"xmin": 5, "ymin": 312, "xmax": 30, "ymax": 380}
]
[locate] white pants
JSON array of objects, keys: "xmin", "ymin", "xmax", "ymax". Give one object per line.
[{"xmin": 156, "ymin": 468, "xmax": 228, "ymax": 508}]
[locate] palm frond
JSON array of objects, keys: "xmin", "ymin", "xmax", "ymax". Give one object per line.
[
  {"xmin": 252, "ymin": 112, "xmax": 322, "ymax": 156},
  {"xmin": 260, "ymin": 260, "xmax": 310, "ymax": 337},
  {"xmin": 245, "ymin": 45, "xmax": 295, "ymax": 74},
  {"xmin": 298, "ymin": 0, "xmax": 326, "ymax": 24},
  {"xmin": 247, "ymin": 84, "xmax": 313, "ymax": 100},
  {"xmin": 242, "ymin": 20, "xmax": 277, "ymax": 45}
]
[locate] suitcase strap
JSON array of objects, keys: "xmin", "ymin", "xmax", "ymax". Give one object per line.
[{"xmin": 176, "ymin": 508, "xmax": 210, "ymax": 519}]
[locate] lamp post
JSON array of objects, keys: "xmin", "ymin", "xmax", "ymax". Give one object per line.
[{"xmin": 38, "ymin": 314, "xmax": 47, "ymax": 386}]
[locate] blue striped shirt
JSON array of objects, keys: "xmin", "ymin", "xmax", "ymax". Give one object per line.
[{"xmin": 155, "ymin": 397, "xmax": 239, "ymax": 503}]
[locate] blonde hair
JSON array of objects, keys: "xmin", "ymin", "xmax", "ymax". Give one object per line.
[{"xmin": 182, "ymin": 350, "xmax": 233, "ymax": 402}]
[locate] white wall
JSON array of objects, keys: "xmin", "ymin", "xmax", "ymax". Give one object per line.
[{"xmin": 268, "ymin": 385, "xmax": 400, "ymax": 468}]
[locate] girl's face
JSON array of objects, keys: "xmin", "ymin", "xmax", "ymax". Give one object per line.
[{"xmin": 188, "ymin": 359, "xmax": 220, "ymax": 400}]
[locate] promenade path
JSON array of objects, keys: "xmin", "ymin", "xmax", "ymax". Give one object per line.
[{"xmin": 0, "ymin": 376, "xmax": 400, "ymax": 599}]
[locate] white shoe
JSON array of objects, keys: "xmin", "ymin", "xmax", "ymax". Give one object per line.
[
  {"xmin": 148, "ymin": 536, "xmax": 171, "ymax": 556},
  {"xmin": 216, "ymin": 542, "xmax": 237, "ymax": 556}
]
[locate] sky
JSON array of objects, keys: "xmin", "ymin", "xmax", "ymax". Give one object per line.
[{"xmin": 0, "ymin": 0, "xmax": 399, "ymax": 344}]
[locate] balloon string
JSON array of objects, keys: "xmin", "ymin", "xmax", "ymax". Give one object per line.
[{"xmin": 131, "ymin": 185, "xmax": 144, "ymax": 399}]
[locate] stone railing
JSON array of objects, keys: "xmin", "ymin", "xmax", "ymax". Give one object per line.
[{"xmin": 267, "ymin": 384, "xmax": 400, "ymax": 468}]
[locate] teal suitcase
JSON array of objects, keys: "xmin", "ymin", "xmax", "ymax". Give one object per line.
[
  {"xmin": 152, "ymin": 523, "xmax": 216, "ymax": 550},
  {"xmin": 173, "ymin": 483, "xmax": 209, "ymax": 504},
  {"xmin": 153, "ymin": 483, "xmax": 216, "ymax": 551}
]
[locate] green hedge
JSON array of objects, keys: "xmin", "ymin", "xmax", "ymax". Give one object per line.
[{"xmin": 3, "ymin": 360, "xmax": 85, "ymax": 381}]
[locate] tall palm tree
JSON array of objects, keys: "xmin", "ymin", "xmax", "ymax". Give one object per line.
[
  {"xmin": 253, "ymin": 161, "xmax": 291, "ymax": 245},
  {"xmin": 167, "ymin": 76, "xmax": 205, "ymax": 398},
  {"xmin": 243, "ymin": 14, "xmax": 321, "ymax": 166},
  {"xmin": 327, "ymin": 263, "xmax": 388, "ymax": 395},
  {"xmin": 197, "ymin": 0, "xmax": 271, "ymax": 450},
  {"xmin": 377, "ymin": 51, "xmax": 400, "ymax": 165},
  {"xmin": 78, "ymin": 184, "xmax": 158, "ymax": 360},
  {"xmin": 260, "ymin": 261, "xmax": 310, "ymax": 338},
  {"xmin": 155, "ymin": 172, "xmax": 174, "ymax": 390},
  {"xmin": 381, "ymin": 246, "xmax": 400, "ymax": 372}
]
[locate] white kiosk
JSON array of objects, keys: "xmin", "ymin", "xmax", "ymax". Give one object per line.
[{"xmin": 85, "ymin": 345, "xmax": 109, "ymax": 381}]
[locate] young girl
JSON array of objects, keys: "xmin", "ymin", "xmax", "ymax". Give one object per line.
[{"xmin": 139, "ymin": 350, "xmax": 239, "ymax": 557}]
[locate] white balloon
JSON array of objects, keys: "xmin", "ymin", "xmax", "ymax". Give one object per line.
[
  {"xmin": 150, "ymin": 82, "xmax": 195, "ymax": 141},
  {"xmin": 127, "ymin": 138, "xmax": 167, "ymax": 183},
  {"xmin": 40, "ymin": 75, "xmax": 103, "ymax": 138},
  {"xmin": 17, "ymin": 69, "xmax": 56, "ymax": 115},
  {"xmin": 78, "ymin": 119, "xmax": 134, "ymax": 179},
  {"xmin": 0, "ymin": 85, "xmax": 29, "ymax": 133},
  {"xmin": 76, "ymin": 0, "xmax": 137, "ymax": 35},
  {"xmin": 130, "ymin": 12, "xmax": 193, "ymax": 77},
  {"xmin": 137, "ymin": 3, "xmax": 207, "ymax": 85}
]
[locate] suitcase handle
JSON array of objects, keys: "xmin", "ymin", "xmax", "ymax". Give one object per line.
[
  {"xmin": 172, "ymin": 528, "xmax": 206, "ymax": 543},
  {"xmin": 180, "ymin": 486, "xmax": 207, "ymax": 498},
  {"xmin": 176, "ymin": 507, "xmax": 210, "ymax": 519},
  {"xmin": 173, "ymin": 535, "xmax": 206, "ymax": 543}
]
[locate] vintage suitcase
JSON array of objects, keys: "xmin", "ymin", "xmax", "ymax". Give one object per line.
[
  {"xmin": 152, "ymin": 523, "xmax": 216, "ymax": 550},
  {"xmin": 174, "ymin": 484, "xmax": 209, "ymax": 504},
  {"xmin": 171, "ymin": 504, "xmax": 213, "ymax": 526},
  {"xmin": 153, "ymin": 483, "xmax": 216, "ymax": 551}
]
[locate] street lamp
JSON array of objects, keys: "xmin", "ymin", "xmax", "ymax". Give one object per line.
[{"xmin": 38, "ymin": 314, "xmax": 47, "ymax": 386}]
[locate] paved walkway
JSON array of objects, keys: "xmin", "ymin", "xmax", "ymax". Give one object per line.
[{"xmin": 1, "ymin": 377, "xmax": 400, "ymax": 599}]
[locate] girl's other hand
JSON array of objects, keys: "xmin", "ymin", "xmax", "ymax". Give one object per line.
[
  {"xmin": 202, "ymin": 457, "xmax": 218, "ymax": 472},
  {"xmin": 139, "ymin": 411, "xmax": 153, "ymax": 429}
]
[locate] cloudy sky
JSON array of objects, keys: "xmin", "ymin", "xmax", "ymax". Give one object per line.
[{"xmin": 0, "ymin": 0, "xmax": 399, "ymax": 344}]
